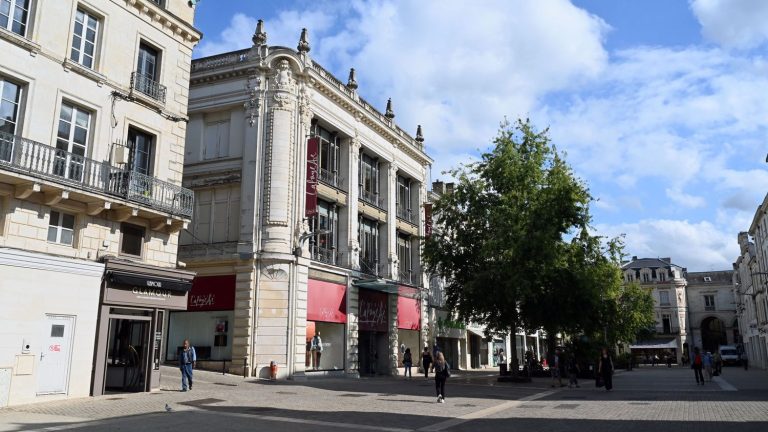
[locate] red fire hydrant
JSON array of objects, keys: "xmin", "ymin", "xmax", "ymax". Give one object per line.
[{"xmin": 270, "ymin": 360, "xmax": 278, "ymax": 380}]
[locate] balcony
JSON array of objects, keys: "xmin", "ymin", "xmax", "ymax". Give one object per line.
[
  {"xmin": 319, "ymin": 168, "xmax": 345, "ymax": 191},
  {"xmin": 359, "ymin": 255, "xmax": 380, "ymax": 276},
  {"xmin": 398, "ymin": 269, "xmax": 421, "ymax": 286},
  {"xmin": 310, "ymin": 245, "xmax": 340, "ymax": 266},
  {"xmin": 0, "ymin": 131, "xmax": 193, "ymax": 218},
  {"xmin": 131, "ymin": 71, "xmax": 167, "ymax": 104},
  {"xmin": 396, "ymin": 204, "xmax": 416, "ymax": 225},
  {"xmin": 359, "ymin": 187, "xmax": 384, "ymax": 208}
]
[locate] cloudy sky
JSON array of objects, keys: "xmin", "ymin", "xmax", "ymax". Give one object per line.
[{"xmin": 191, "ymin": 0, "xmax": 767, "ymax": 272}]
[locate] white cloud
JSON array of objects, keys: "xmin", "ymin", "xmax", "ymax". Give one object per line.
[
  {"xmin": 596, "ymin": 219, "xmax": 738, "ymax": 271},
  {"xmin": 690, "ymin": 0, "xmax": 768, "ymax": 49},
  {"xmin": 666, "ymin": 188, "xmax": 706, "ymax": 208}
]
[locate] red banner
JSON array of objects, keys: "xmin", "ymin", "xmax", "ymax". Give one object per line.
[
  {"xmin": 358, "ymin": 289, "xmax": 388, "ymax": 332},
  {"xmin": 305, "ymin": 137, "xmax": 319, "ymax": 217},
  {"xmin": 424, "ymin": 203, "xmax": 432, "ymax": 237},
  {"xmin": 187, "ymin": 275, "xmax": 236, "ymax": 311},
  {"xmin": 307, "ymin": 279, "xmax": 347, "ymax": 323},
  {"xmin": 397, "ymin": 295, "xmax": 420, "ymax": 330}
]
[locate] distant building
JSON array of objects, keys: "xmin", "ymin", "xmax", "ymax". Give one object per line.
[
  {"xmin": 622, "ymin": 257, "xmax": 688, "ymax": 362},
  {"xmin": 686, "ymin": 270, "xmax": 737, "ymax": 353},
  {"xmin": 0, "ymin": 0, "xmax": 199, "ymax": 406}
]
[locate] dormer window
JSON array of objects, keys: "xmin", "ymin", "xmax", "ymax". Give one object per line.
[{"xmin": 703, "ymin": 276, "xmax": 712, "ymax": 282}]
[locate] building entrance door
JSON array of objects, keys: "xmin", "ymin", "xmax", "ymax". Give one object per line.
[
  {"xmin": 37, "ymin": 315, "xmax": 75, "ymax": 395},
  {"xmin": 104, "ymin": 312, "xmax": 151, "ymax": 392}
]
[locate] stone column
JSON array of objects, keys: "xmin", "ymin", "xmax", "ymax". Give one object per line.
[
  {"xmin": 346, "ymin": 281, "xmax": 360, "ymax": 377},
  {"xmin": 346, "ymin": 131, "xmax": 361, "ymax": 269},
  {"xmin": 386, "ymin": 163, "xmax": 398, "ymax": 279},
  {"xmin": 388, "ymin": 292, "xmax": 399, "ymax": 375}
]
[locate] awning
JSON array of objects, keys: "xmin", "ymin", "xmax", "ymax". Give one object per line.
[
  {"xmin": 352, "ymin": 278, "xmax": 401, "ymax": 293},
  {"xmin": 466, "ymin": 327, "xmax": 486, "ymax": 338},
  {"xmin": 629, "ymin": 339, "xmax": 678, "ymax": 350},
  {"xmin": 107, "ymin": 271, "xmax": 193, "ymax": 293}
]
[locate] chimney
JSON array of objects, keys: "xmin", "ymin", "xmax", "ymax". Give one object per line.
[
  {"xmin": 445, "ymin": 183, "xmax": 455, "ymax": 195},
  {"xmin": 432, "ymin": 181, "xmax": 444, "ymax": 195},
  {"xmin": 632, "ymin": 256, "xmax": 638, "ymax": 261},
  {"xmin": 660, "ymin": 257, "xmax": 671, "ymax": 264}
]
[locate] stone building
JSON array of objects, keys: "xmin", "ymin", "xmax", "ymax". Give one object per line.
[
  {"xmin": 686, "ymin": 270, "xmax": 737, "ymax": 353},
  {"xmin": 177, "ymin": 21, "xmax": 432, "ymax": 378},
  {"xmin": 622, "ymin": 257, "xmax": 689, "ymax": 362},
  {"xmin": 0, "ymin": 0, "xmax": 199, "ymax": 406}
]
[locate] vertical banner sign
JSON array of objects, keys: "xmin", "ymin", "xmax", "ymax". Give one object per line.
[
  {"xmin": 424, "ymin": 203, "xmax": 433, "ymax": 238},
  {"xmin": 305, "ymin": 137, "xmax": 319, "ymax": 217}
]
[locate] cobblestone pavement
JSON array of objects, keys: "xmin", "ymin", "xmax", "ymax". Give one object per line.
[{"xmin": 1, "ymin": 365, "xmax": 767, "ymax": 431}]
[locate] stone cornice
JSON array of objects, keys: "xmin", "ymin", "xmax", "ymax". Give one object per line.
[{"xmin": 123, "ymin": 0, "xmax": 202, "ymax": 44}]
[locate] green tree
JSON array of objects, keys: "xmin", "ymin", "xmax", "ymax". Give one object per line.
[
  {"xmin": 604, "ymin": 282, "xmax": 656, "ymax": 345},
  {"xmin": 423, "ymin": 119, "xmax": 593, "ymax": 374}
]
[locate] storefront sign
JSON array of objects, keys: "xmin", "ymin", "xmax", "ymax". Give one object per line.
[
  {"xmin": 307, "ymin": 279, "xmax": 347, "ymax": 323},
  {"xmin": 187, "ymin": 275, "xmax": 236, "ymax": 312},
  {"xmin": 359, "ymin": 289, "xmax": 388, "ymax": 332},
  {"xmin": 424, "ymin": 203, "xmax": 432, "ymax": 238},
  {"xmin": 108, "ymin": 271, "xmax": 192, "ymax": 293},
  {"xmin": 305, "ymin": 137, "xmax": 319, "ymax": 217},
  {"xmin": 397, "ymin": 295, "xmax": 420, "ymax": 330}
]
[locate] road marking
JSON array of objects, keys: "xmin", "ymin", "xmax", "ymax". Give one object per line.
[
  {"xmin": 417, "ymin": 390, "xmax": 556, "ymax": 431},
  {"xmin": 713, "ymin": 376, "xmax": 737, "ymax": 391},
  {"xmin": 204, "ymin": 410, "xmax": 413, "ymax": 432}
]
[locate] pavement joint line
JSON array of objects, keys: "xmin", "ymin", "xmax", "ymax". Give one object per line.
[
  {"xmin": 416, "ymin": 389, "xmax": 557, "ymax": 432},
  {"xmin": 197, "ymin": 409, "xmax": 413, "ymax": 432}
]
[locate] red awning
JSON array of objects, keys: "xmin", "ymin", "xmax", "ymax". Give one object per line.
[
  {"xmin": 307, "ymin": 279, "xmax": 347, "ymax": 323},
  {"xmin": 397, "ymin": 295, "xmax": 420, "ymax": 330},
  {"xmin": 187, "ymin": 275, "xmax": 236, "ymax": 311}
]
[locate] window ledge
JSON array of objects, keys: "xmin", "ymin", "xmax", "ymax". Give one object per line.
[
  {"xmin": 0, "ymin": 27, "xmax": 41, "ymax": 56},
  {"xmin": 63, "ymin": 58, "xmax": 107, "ymax": 86},
  {"xmin": 128, "ymin": 87, "xmax": 166, "ymax": 110}
]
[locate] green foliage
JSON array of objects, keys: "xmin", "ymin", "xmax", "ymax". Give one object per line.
[{"xmin": 604, "ymin": 282, "xmax": 656, "ymax": 344}]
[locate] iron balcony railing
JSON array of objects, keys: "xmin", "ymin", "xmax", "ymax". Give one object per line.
[
  {"xmin": 0, "ymin": 131, "xmax": 193, "ymax": 217},
  {"xmin": 359, "ymin": 186, "xmax": 384, "ymax": 208},
  {"xmin": 359, "ymin": 255, "xmax": 379, "ymax": 276},
  {"xmin": 396, "ymin": 204, "xmax": 416, "ymax": 224},
  {"xmin": 310, "ymin": 245, "xmax": 340, "ymax": 266},
  {"xmin": 398, "ymin": 269, "xmax": 414, "ymax": 285},
  {"xmin": 319, "ymin": 168, "xmax": 345, "ymax": 190},
  {"xmin": 131, "ymin": 71, "xmax": 167, "ymax": 104}
]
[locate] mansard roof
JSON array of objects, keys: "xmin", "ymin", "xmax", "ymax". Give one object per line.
[{"xmin": 621, "ymin": 257, "xmax": 683, "ymax": 270}]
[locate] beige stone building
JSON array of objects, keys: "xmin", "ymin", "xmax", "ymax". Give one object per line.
[
  {"xmin": 686, "ymin": 270, "xmax": 737, "ymax": 353},
  {"xmin": 177, "ymin": 21, "xmax": 432, "ymax": 378},
  {"xmin": 0, "ymin": 0, "xmax": 199, "ymax": 406}
]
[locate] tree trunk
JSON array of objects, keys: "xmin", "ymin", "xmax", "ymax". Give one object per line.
[{"xmin": 509, "ymin": 324, "xmax": 518, "ymax": 377}]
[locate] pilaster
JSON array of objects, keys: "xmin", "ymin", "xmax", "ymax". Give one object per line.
[
  {"xmin": 388, "ymin": 293, "xmax": 399, "ymax": 375},
  {"xmin": 386, "ymin": 163, "xmax": 398, "ymax": 278},
  {"xmin": 347, "ymin": 133, "xmax": 361, "ymax": 269}
]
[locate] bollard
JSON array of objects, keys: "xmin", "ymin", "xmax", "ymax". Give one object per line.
[
  {"xmin": 270, "ymin": 360, "xmax": 278, "ymax": 380},
  {"xmin": 243, "ymin": 355, "xmax": 248, "ymax": 378}
]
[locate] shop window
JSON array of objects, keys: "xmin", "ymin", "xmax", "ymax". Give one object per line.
[
  {"xmin": 305, "ymin": 321, "xmax": 345, "ymax": 371},
  {"xmin": 120, "ymin": 222, "xmax": 144, "ymax": 257}
]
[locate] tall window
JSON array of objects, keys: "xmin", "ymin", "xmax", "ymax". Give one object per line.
[
  {"xmin": 396, "ymin": 175, "xmax": 411, "ymax": 220},
  {"xmin": 659, "ymin": 271, "xmax": 666, "ymax": 282},
  {"xmin": 704, "ymin": 295, "xmax": 716, "ymax": 311},
  {"xmin": 662, "ymin": 314, "xmax": 671, "ymax": 334},
  {"xmin": 358, "ymin": 216, "xmax": 379, "ymax": 274},
  {"xmin": 47, "ymin": 211, "xmax": 75, "ymax": 246},
  {"xmin": 0, "ymin": 0, "xmax": 30, "ymax": 36},
  {"xmin": 70, "ymin": 9, "xmax": 99, "ymax": 69},
  {"xmin": 54, "ymin": 102, "xmax": 90, "ymax": 181},
  {"xmin": 651, "ymin": 268, "xmax": 657, "ymax": 279},
  {"xmin": 310, "ymin": 200, "xmax": 338, "ymax": 264},
  {"xmin": 397, "ymin": 234, "xmax": 411, "ymax": 282},
  {"xmin": 128, "ymin": 127, "xmax": 153, "ymax": 175},
  {"xmin": 0, "ymin": 77, "xmax": 21, "ymax": 163},
  {"xmin": 203, "ymin": 120, "xmax": 229, "ymax": 160},
  {"xmin": 659, "ymin": 291, "xmax": 670, "ymax": 306},
  {"xmin": 314, "ymin": 123, "xmax": 339, "ymax": 185},
  {"xmin": 359, "ymin": 152, "xmax": 379, "ymax": 206},
  {"xmin": 642, "ymin": 272, "xmax": 650, "ymax": 282}
]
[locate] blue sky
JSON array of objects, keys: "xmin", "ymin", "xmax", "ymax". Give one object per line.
[{"xmin": 189, "ymin": 0, "xmax": 768, "ymax": 272}]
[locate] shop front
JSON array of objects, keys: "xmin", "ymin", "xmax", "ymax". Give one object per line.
[
  {"xmin": 397, "ymin": 286, "xmax": 421, "ymax": 366},
  {"xmin": 306, "ymin": 278, "xmax": 347, "ymax": 371},
  {"xmin": 167, "ymin": 275, "xmax": 236, "ymax": 366},
  {"xmin": 434, "ymin": 310, "xmax": 465, "ymax": 370},
  {"xmin": 358, "ymin": 289, "xmax": 389, "ymax": 375},
  {"xmin": 92, "ymin": 259, "xmax": 194, "ymax": 395}
]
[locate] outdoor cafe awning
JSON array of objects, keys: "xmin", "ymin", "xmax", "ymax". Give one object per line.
[{"xmin": 629, "ymin": 339, "xmax": 678, "ymax": 350}]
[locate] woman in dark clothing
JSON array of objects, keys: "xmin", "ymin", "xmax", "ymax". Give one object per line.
[
  {"xmin": 598, "ymin": 348, "xmax": 614, "ymax": 391},
  {"xmin": 422, "ymin": 347, "xmax": 433, "ymax": 379},
  {"xmin": 433, "ymin": 352, "xmax": 449, "ymax": 403}
]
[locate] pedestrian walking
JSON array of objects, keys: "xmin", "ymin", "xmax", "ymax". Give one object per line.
[
  {"xmin": 179, "ymin": 339, "xmax": 196, "ymax": 392},
  {"xmin": 597, "ymin": 348, "xmax": 614, "ymax": 391},
  {"xmin": 567, "ymin": 354, "xmax": 580, "ymax": 388},
  {"xmin": 422, "ymin": 346, "xmax": 433, "ymax": 379},
  {"xmin": 691, "ymin": 347, "xmax": 704, "ymax": 385},
  {"xmin": 498, "ymin": 349, "xmax": 507, "ymax": 374},
  {"xmin": 433, "ymin": 351, "xmax": 450, "ymax": 403},
  {"xmin": 430, "ymin": 343, "xmax": 440, "ymax": 373},
  {"xmin": 666, "ymin": 353, "xmax": 673, "ymax": 368},
  {"xmin": 550, "ymin": 349, "xmax": 564, "ymax": 388},
  {"xmin": 741, "ymin": 352, "xmax": 749, "ymax": 370},
  {"xmin": 713, "ymin": 352, "xmax": 722, "ymax": 376},
  {"xmin": 403, "ymin": 348, "xmax": 413, "ymax": 378},
  {"xmin": 703, "ymin": 351, "xmax": 713, "ymax": 381}
]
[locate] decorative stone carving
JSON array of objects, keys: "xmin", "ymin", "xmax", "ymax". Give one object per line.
[
  {"xmin": 252, "ymin": 19, "xmax": 267, "ymax": 46},
  {"xmin": 297, "ymin": 28, "xmax": 310, "ymax": 53},
  {"xmin": 272, "ymin": 93, "xmax": 293, "ymax": 110},
  {"xmin": 347, "ymin": 68, "xmax": 358, "ymax": 90},
  {"xmin": 415, "ymin": 125, "xmax": 424, "ymax": 143},
  {"xmin": 272, "ymin": 59, "xmax": 296, "ymax": 93},
  {"xmin": 298, "ymin": 82, "xmax": 314, "ymax": 129},
  {"xmin": 385, "ymin": 98, "xmax": 395, "ymax": 119},
  {"xmin": 244, "ymin": 74, "xmax": 262, "ymax": 127},
  {"xmin": 263, "ymin": 264, "xmax": 288, "ymax": 280}
]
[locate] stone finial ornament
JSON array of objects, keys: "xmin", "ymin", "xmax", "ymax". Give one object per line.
[
  {"xmin": 252, "ymin": 19, "xmax": 267, "ymax": 46},
  {"xmin": 385, "ymin": 98, "xmax": 395, "ymax": 119},
  {"xmin": 347, "ymin": 68, "xmax": 358, "ymax": 90},
  {"xmin": 415, "ymin": 125, "xmax": 424, "ymax": 143},
  {"xmin": 297, "ymin": 28, "xmax": 310, "ymax": 53}
]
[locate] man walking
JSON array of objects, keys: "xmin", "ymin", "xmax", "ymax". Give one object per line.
[
  {"xmin": 692, "ymin": 347, "xmax": 704, "ymax": 385},
  {"xmin": 180, "ymin": 339, "xmax": 196, "ymax": 391}
]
